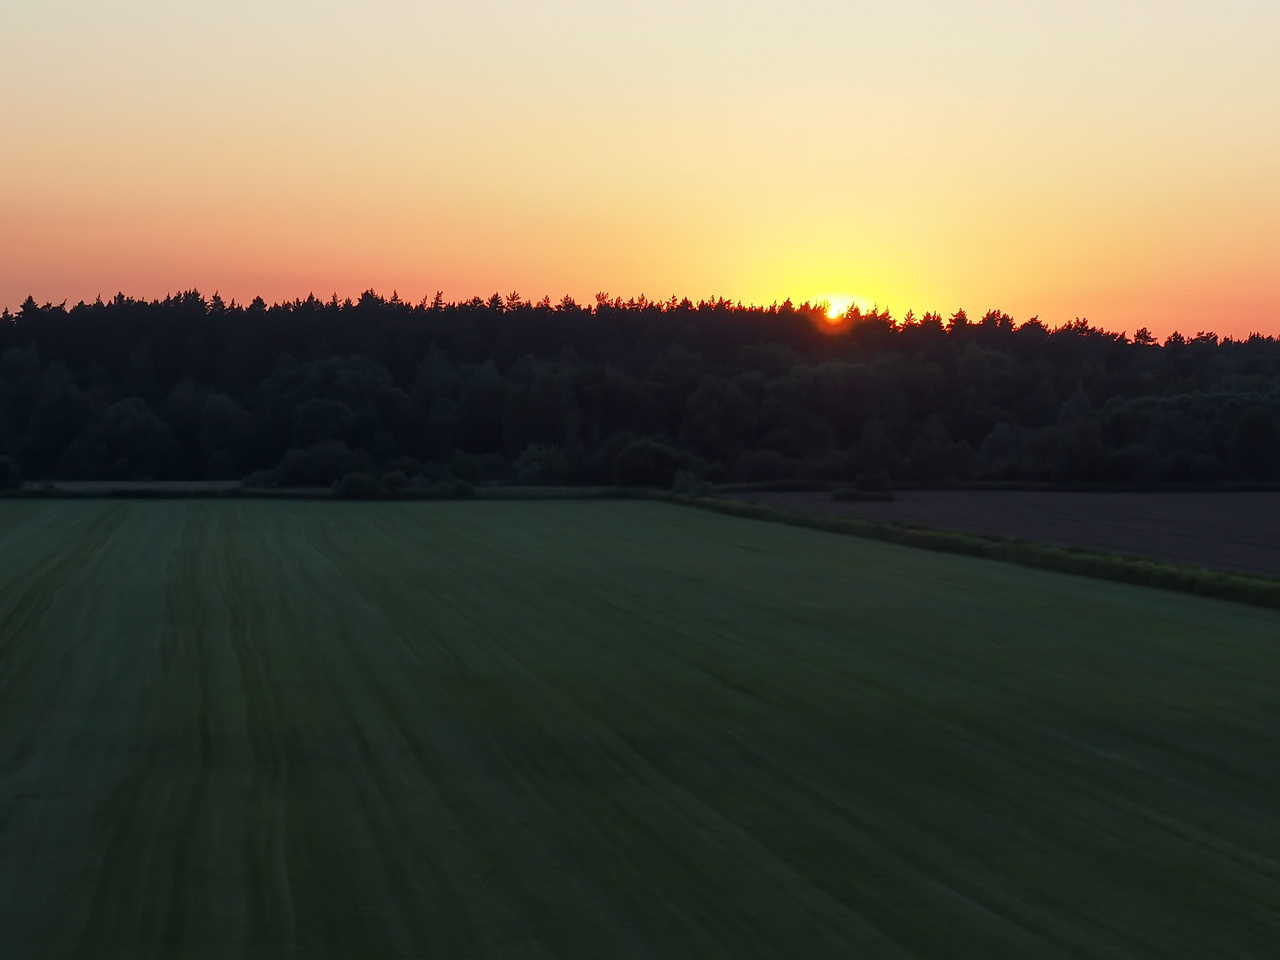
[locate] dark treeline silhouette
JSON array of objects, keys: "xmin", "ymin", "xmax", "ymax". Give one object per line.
[{"xmin": 2, "ymin": 289, "xmax": 1278, "ymax": 489}]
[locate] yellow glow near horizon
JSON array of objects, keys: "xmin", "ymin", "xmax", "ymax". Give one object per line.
[
  {"xmin": 820, "ymin": 295, "xmax": 871, "ymax": 322},
  {"xmin": 1, "ymin": 1, "xmax": 1277, "ymax": 337},
  {"xmin": 824, "ymin": 297, "xmax": 851, "ymax": 321}
]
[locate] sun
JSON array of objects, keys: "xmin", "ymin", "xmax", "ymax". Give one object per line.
[{"xmin": 819, "ymin": 293, "xmax": 866, "ymax": 324}]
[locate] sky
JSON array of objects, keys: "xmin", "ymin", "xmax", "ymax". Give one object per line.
[{"xmin": 2, "ymin": 0, "xmax": 1277, "ymax": 337}]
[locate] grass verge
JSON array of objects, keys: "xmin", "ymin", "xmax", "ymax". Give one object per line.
[{"xmin": 651, "ymin": 491, "xmax": 1280, "ymax": 610}]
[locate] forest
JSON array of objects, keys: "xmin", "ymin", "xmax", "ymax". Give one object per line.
[{"xmin": 1, "ymin": 290, "xmax": 1278, "ymax": 490}]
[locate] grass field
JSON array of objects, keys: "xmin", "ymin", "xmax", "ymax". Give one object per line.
[{"xmin": 2, "ymin": 500, "xmax": 1279, "ymax": 958}]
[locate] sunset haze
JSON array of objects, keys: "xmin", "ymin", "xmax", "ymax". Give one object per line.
[{"xmin": 3, "ymin": 0, "xmax": 1277, "ymax": 337}]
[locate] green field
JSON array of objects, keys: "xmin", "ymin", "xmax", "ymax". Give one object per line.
[{"xmin": 2, "ymin": 500, "xmax": 1279, "ymax": 958}]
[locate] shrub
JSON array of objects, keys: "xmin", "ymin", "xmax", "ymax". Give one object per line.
[
  {"xmin": 275, "ymin": 441, "xmax": 370, "ymax": 488},
  {"xmin": 515, "ymin": 444, "xmax": 570, "ymax": 485},
  {"xmin": 854, "ymin": 470, "xmax": 892, "ymax": 493},
  {"xmin": 476, "ymin": 452, "xmax": 508, "ymax": 483},
  {"xmin": 0, "ymin": 456, "xmax": 21, "ymax": 491},
  {"xmin": 207, "ymin": 451, "xmax": 238, "ymax": 480},
  {"xmin": 671, "ymin": 469, "xmax": 713, "ymax": 498},
  {"xmin": 733, "ymin": 449, "xmax": 794, "ymax": 483},
  {"xmin": 380, "ymin": 470, "xmax": 410, "ymax": 495},
  {"xmin": 415, "ymin": 478, "xmax": 475, "ymax": 499},
  {"xmin": 241, "ymin": 469, "xmax": 279, "ymax": 489},
  {"xmin": 613, "ymin": 438, "xmax": 682, "ymax": 487},
  {"xmin": 384, "ymin": 456, "xmax": 423, "ymax": 478},
  {"xmin": 797, "ymin": 451, "xmax": 851, "ymax": 482},
  {"xmin": 901, "ymin": 438, "xmax": 977, "ymax": 484},
  {"xmin": 830, "ymin": 470, "xmax": 894, "ymax": 502},
  {"xmin": 334, "ymin": 471, "xmax": 382, "ymax": 499},
  {"xmin": 447, "ymin": 451, "xmax": 482, "ymax": 484}
]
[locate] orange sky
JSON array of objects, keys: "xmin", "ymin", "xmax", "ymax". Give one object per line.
[{"xmin": 2, "ymin": 1, "xmax": 1277, "ymax": 338}]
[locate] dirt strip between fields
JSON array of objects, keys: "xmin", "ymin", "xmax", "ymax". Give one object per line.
[{"xmin": 727, "ymin": 491, "xmax": 1280, "ymax": 578}]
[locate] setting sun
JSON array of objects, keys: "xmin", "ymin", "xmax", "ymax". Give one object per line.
[{"xmin": 820, "ymin": 294, "xmax": 866, "ymax": 323}]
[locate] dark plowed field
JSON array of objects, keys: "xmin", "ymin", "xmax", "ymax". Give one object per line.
[
  {"xmin": 735, "ymin": 491, "xmax": 1280, "ymax": 576},
  {"xmin": 3, "ymin": 500, "xmax": 1280, "ymax": 958}
]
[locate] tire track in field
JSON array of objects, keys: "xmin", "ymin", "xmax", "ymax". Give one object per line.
[
  {"xmin": 101, "ymin": 503, "xmax": 486, "ymax": 958},
  {"xmin": 436, "ymin": 552, "xmax": 1048, "ymax": 955},
  {"xmin": 14, "ymin": 500, "xmax": 1280, "ymax": 958},
  {"xmin": 63, "ymin": 503, "xmax": 280, "ymax": 959},
  {"xmin": 376, "ymin": 505, "xmax": 1029, "ymax": 956},
  {"xmin": 356, "ymin": 503, "xmax": 1280, "ymax": 956},
  {"xmin": 0, "ymin": 504, "xmax": 182, "ymax": 957},
  {"xmin": 534, "ymin": 505, "xmax": 1280, "ymax": 956},
  {"xmin": 330, "ymin": 502, "xmax": 1280, "ymax": 957},
  {"xmin": 280, "ymin": 505, "xmax": 535, "ymax": 958},
  {"xmin": 294, "ymin": 507, "xmax": 648, "ymax": 956},
  {"xmin": 213, "ymin": 507, "xmax": 297, "ymax": 958},
  {"xmin": 410, "ymin": 513, "xmax": 981, "ymax": 956},
  {"xmin": 0, "ymin": 506, "xmax": 129, "ymax": 743},
  {"xmin": 155, "ymin": 502, "xmax": 226, "ymax": 955},
  {"xmin": 484, "ymin": 547, "xmax": 1183, "ymax": 956},
  {"xmin": 0, "ymin": 501, "xmax": 51, "ymax": 543},
  {"xmin": 304, "ymin": 506, "xmax": 905, "ymax": 958},
  {"xmin": 65, "ymin": 504, "xmax": 214, "ymax": 959},
  {"xmin": 592, "ymin": 503, "xmax": 1280, "ymax": 954}
]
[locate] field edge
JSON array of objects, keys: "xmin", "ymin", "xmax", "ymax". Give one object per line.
[{"xmin": 651, "ymin": 491, "xmax": 1280, "ymax": 611}]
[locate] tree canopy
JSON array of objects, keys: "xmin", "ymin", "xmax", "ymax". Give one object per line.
[{"xmin": 2, "ymin": 290, "xmax": 1277, "ymax": 486}]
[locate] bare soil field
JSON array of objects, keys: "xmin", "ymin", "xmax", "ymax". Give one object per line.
[{"xmin": 732, "ymin": 491, "xmax": 1280, "ymax": 577}]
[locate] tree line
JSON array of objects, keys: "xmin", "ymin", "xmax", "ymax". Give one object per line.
[{"xmin": 1, "ymin": 290, "xmax": 1277, "ymax": 490}]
